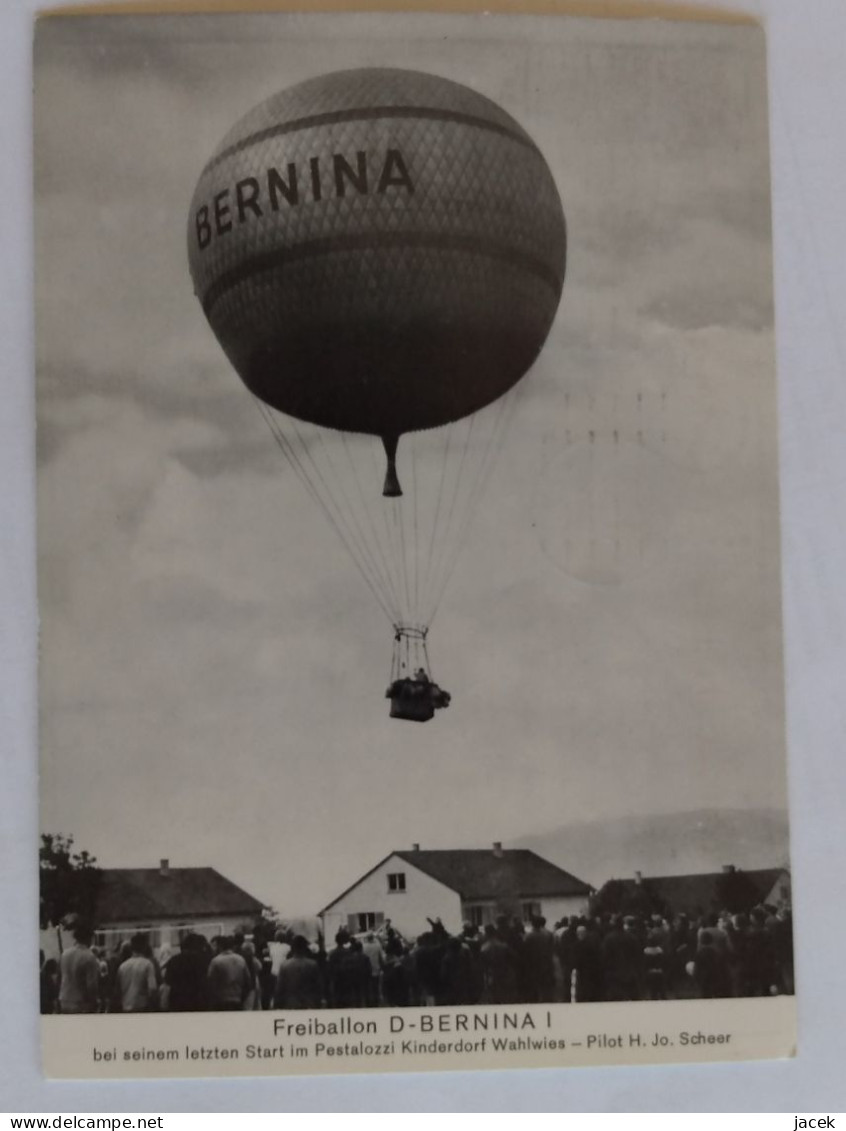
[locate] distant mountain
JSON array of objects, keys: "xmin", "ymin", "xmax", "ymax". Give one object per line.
[{"xmin": 510, "ymin": 808, "xmax": 790, "ymax": 888}]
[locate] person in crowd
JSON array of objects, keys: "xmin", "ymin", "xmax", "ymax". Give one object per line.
[
  {"xmin": 156, "ymin": 941, "xmax": 175, "ymax": 978},
  {"xmin": 643, "ymin": 928, "xmax": 668, "ymax": 1000},
  {"xmin": 106, "ymin": 942, "xmax": 133, "ymax": 1012},
  {"xmin": 459, "ymin": 924, "xmax": 484, "ymax": 1005},
  {"xmin": 274, "ymin": 935, "xmax": 323, "ymax": 1010},
  {"xmin": 554, "ymin": 918, "xmax": 578, "ymax": 1003},
  {"xmin": 601, "ymin": 916, "xmax": 643, "ymax": 1001},
  {"xmin": 116, "ymin": 932, "xmax": 159, "ymax": 1012},
  {"xmin": 58, "ymin": 923, "xmax": 100, "ymax": 1014},
  {"xmin": 327, "ymin": 929, "xmax": 363, "ymax": 1008},
  {"xmin": 743, "ymin": 908, "xmax": 779, "ymax": 996},
  {"xmin": 91, "ymin": 946, "xmax": 111, "ymax": 1012},
  {"xmin": 165, "ymin": 933, "xmax": 210, "ymax": 1011},
  {"xmin": 571, "ymin": 923, "xmax": 602, "ymax": 1003},
  {"xmin": 698, "ymin": 912, "xmax": 729, "ymax": 953},
  {"xmin": 258, "ymin": 942, "xmax": 275, "ymax": 1010},
  {"xmin": 522, "ymin": 915, "xmax": 556, "ymax": 1002},
  {"xmin": 725, "ymin": 912, "xmax": 750, "ymax": 998},
  {"xmin": 381, "ymin": 932, "xmax": 410, "ymax": 1007},
  {"xmin": 206, "ymin": 935, "xmax": 252, "ymax": 1011},
  {"xmin": 669, "ymin": 914, "xmax": 696, "ymax": 996},
  {"xmin": 440, "ymin": 935, "xmax": 474, "ymax": 1006},
  {"xmin": 241, "ymin": 940, "xmax": 263, "ymax": 1010},
  {"xmin": 361, "ymin": 931, "xmax": 385, "ymax": 1007},
  {"xmin": 413, "ymin": 930, "xmax": 447, "ymax": 1006},
  {"xmin": 268, "ymin": 928, "xmax": 291, "ymax": 982},
  {"xmin": 693, "ymin": 929, "xmax": 730, "ymax": 999},
  {"xmin": 349, "ymin": 938, "xmax": 373, "ymax": 1006},
  {"xmin": 40, "ymin": 955, "xmax": 60, "ymax": 1015},
  {"xmin": 480, "ymin": 924, "xmax": 519, "ymax": 1004},
  {"xmin": 771, "ymin": 907, "xmax": 794, "ymax": 995}
]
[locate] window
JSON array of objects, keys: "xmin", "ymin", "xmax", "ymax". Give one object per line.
[
  {"xmin": 522, "ymin": 901, "xmax": 542, "ymax": 921},
  {"xmin": 464, "ymin": 903, "xmax": 495, "ymax": 927},
  {"xmin": 387, "ymin": 872, "xmax": 406, "ymax": 893},
  {"xmin": 347, "ymin": 912, "xmax": 384, "ymax": 933}
]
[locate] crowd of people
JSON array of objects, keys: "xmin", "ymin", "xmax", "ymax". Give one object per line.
[{"xmin": 41, "ymin": 903, "xmax": 793, "ymax": 1014}]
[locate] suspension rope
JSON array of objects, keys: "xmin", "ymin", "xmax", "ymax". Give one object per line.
[
  {"xmin": 421, "ymin": 413, "xmax": 475, "ymax": 620},
  {"xmin": 396, "ymin": 492, "xmax": 412, "ymax": 622},
  {"xmin": 339, "ymin": 432, "xmax": 405, "ymax": 622},
  {"xmin": 420, "ymin": 419, "xmax": 454, "ymax": 620},
  {"xmin": 289, "ymin": 421, "xmax": 401, "ymax": 624},
  {"xmin": 389, "ymin": 625, "xmax": 430, "ymax": 683},
  {"xmin": 251, "ymin": 398, "xmax": 397, "ymax": 627},
  {"xmin": 254, "ymin": 376, "xmax": 525, "ymax": 666},
  {"xmin": 317, "ymin": 429, "xmax": 404, "ymax": 623},
  {"xmin": 371, "ymin": 440, "xmax": 407, "ymax": 622},
  {"xmin": 411, "ymin": 436, "xmax": 420, "ymax": 625},
  {"xmin": 426, "ymin": 387, "xmax": 520, "ymax": 627}
]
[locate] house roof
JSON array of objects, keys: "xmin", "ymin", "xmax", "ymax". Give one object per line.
[
  {"xmin": 93, "ymin": 868, "xmax": 265, "ymax": 925},
  {"xmin": 320, "ymin": 849, "xmax": 591, "ymax": 913},
  {"xmin": 616, "ymin": 868, "xmax": 788, "ymax": 915}
]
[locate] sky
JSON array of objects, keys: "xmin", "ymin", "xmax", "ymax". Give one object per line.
[{"xmin": 35, "ymin": 11, "xmax": 786, "ymax": 916}]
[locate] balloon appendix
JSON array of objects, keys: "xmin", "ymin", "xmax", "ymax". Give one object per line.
[{"xmin": 187, "ymin": 68, "xmax": 566, "ymax": 719}]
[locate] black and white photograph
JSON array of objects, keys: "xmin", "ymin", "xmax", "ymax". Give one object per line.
[{"xmin": 34, "ymin": 6, "xmax": 795, "ymax": 1078}]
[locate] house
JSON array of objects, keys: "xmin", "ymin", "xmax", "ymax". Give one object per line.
[
  {"xmin": 613, "ymin": 864, "xmax": 791, "ymax": 918},
  {"xmin": 89, "ymin": 859, "xmax": 266, "ymax": 952},
  {"xmin": 319, "ymin": 843, "xmax": 592, "ymax": 942}
]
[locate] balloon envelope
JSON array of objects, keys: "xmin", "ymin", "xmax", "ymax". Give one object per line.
[{"xmin": 188, "ymin": 67, "xmax": 566, "ymax": 438}]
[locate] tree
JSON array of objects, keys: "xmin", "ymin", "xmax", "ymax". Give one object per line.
[
  {"xmin": 715, "ymin": 868, "xmax": 760, "ymax": 915},
  {"xmin": 590, "ymin": 879, "xmax": 628, "ymax": 917},
  {"xmin": 590, "ymin": 878, "xmax": 665, "ymax": 919},
  {"xmin": 39, "ymin": 834, "xmax": 102, "ymax": 929}
]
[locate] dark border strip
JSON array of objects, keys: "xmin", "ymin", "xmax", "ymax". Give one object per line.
[
  {"xmin": 203, "ymin": 105, "xmax": 539, "ymax": 177},
  {"xmin": 201, "ymin": 230, "xmax": 564, "ymax": 316}
]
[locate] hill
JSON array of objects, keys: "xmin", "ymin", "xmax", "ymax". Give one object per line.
[{"xmin": 510, "ymin": 808, "xmax": 790, "ymax": 888}]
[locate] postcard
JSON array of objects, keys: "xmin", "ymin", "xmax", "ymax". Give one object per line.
[{"xmin": 36, "ymin": 5, "xmax": 794, "ymax": 1078}]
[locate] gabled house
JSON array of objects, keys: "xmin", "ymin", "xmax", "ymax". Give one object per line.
[
  {"xmin": 319, "ymin": 843, "xmax": 592, "ymax": 941},
  {"xmin": 614, "ymin": 864, "xmax": 791, "ymax": 918},
  {"xmin": 90, "ymin": 859, "xmax": 266, "ymax": 951}
]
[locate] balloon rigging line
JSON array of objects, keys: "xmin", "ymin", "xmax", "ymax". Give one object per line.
[
  {"xmin": 411, "ymin": 436, "xmax": 420, "ymax": 625},
  {"xmin": 422, "ymin": 412, "xmax": 477, "ymax": 621},
  {"xmin": 422, "ymin": 411, "xmax": 492, "ymax": 623},
  {"xmin": 421, "ymin": 419, "xmax": 455, "ymax": 622},
  {"xmin": 427, "ymin": 387, "xmax": 520, "ymax": 627},
  {"xmin": 379, "ymin": 475, "xmax": 407, "ymax": 625},
  {"xmin": 396, "ymin": 493, "xmax": 416, "ymax": 628},
  {"xmin": 317, "ymin": 429, "xmax": 404, "ymax": 623},
  {"xmin": 396, "ymin": 490, "xmax": 412, "ymax": 623},
  {"xmin": 294, "ymin": 423, "xmax": 402, "ymax": 623},
  {"xmin": 254, "ymin": 380, "xmax": 522, "ymax": 652},
  {"xmin": 255, "ymin": 401, "xmax": 395, "ymax": 624},
  {"xmin": 388, "ymin": 503, "xmax": 403, "ymax": 623},
  {"xmin": 371, "ymin": 439, "xmax": 407, "ymax": 626},
  {"xmin": 339, "ymin": 432, "xmax": 405, "ymax": 624},
  {"xmin": 252, "ymin": 397, "xmax": 397, "ymax": 627},
  {"xmin": 291, "ymin": 422, "xmax": 399, "ymax": 623}
]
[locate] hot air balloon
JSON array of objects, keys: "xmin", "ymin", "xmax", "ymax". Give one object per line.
[{"xmin": 188, "ymin": 67, "xmax": 566, "ymax": 719}]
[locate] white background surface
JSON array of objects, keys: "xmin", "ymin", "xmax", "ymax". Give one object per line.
[{"xmin": 2, "ymin": 0, "xmax": 846, "ymax": 1113}]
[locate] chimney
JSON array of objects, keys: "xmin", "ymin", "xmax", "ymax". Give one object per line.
[
  {"xmin": 411, "ymin": 843, "xmax": 420, "ymax": 852},
  {"xmin": 634, "ymin": 870, "xmax": 643, "ymax": 884},
  {"xmin": 492, "ymin": 841, "xmax": 503, "ymax": 858},
  {"xmin": 159, "ymin": 858, "xmax": 170, "ymax": 877},
  {"xmin": 722, "ymin": 864, "xmax": 736, "ymax": 874}
]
